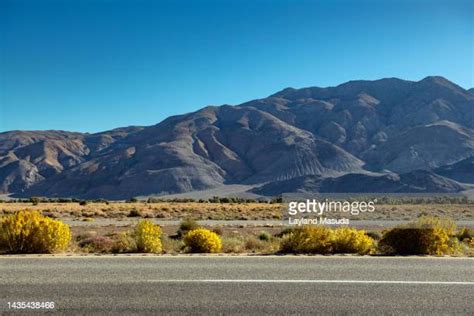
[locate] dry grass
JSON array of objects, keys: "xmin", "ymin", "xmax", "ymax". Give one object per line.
[
  {"xmin": 0, "ymin": 202, "xmax": 473, "ymax": 221},
  {"xmin": 0, "ymin": 202, "xmax": 282, "ymax": 220}
]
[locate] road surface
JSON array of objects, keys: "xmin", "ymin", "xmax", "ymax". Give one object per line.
[{"xmin": 1, "ymin": 256, "xmax": 473, "ymax": 314}]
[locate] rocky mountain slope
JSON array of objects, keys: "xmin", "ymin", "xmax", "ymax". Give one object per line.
[
  {"xmin": 252, "ymin": 171, "xmax": 471, "ymax": 196},
  {"xmin": 1, "ymin": 76, "xmax": 473, "ymax": 198},
  {"xmin": 434, "ymin": 156, "xmax": 474, "ymax": 184}
]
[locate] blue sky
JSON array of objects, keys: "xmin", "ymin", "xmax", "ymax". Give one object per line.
[{"xmin": 1, "ymin": 0, "xmax": 472, "ymax": 133}]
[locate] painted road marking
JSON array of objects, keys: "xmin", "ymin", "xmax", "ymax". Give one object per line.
[{"xmin": 147, "ymin": 279, "xmax": 474, "ymax": 285}]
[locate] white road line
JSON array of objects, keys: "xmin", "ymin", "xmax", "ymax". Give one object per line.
[{"xmin": 147, "ymin": 279, "xmax": 474, "ymax": 285}]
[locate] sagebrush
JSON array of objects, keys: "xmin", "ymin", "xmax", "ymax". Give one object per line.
[
  {"xmin": 0, "ymin": 210, "xmax": 71, "ymax": 253},
  {"xmin": 280, "ymin": 226, "xmax": 334, "ymax": 254},
  {"xmin": 184, "ymin": 228, "xmax": 222, "ymax": 253},
  {"xmin": 133, "ymin": 220, "xmax": 162, "ymax": 253}
]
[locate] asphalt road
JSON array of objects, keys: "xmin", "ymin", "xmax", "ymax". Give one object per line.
[{"xmin": 1, "ymin": 256, "xmax": 473, "ymax": 314}]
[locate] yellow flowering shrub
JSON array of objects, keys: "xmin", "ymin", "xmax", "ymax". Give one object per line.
[
  {"xmin": 379, "ymin": 216, "xmax": 461, "ymax": 255},
  {"xmin": 183, "ymin": 228, "xmax": 222, "ymax": 253},
  {"xmin": 417, "ymin": 216, "xmax": 457, "ymax": 236},
  {"xmin": 280, "ymin": 226, "xmax": 334, "ymax": 254},
  {"xmin": 0, "ymin": 210, "xmax": 71, "ymax": 253},
  {"xmin": 333, "ymin": 228, "xmax": 374, "ymax": 255},
  {"xmin": 133, "ymin": 220, "xmax": 162, "ymax": 253}
]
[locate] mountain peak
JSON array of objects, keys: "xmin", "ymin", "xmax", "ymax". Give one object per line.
[
  {"xmin": 418, "ymin": 75, "xmax": 468, "ymax": 93},
  {"xmin": 269, "ymin": 77, "xmax": 416, "ymax": 104}
]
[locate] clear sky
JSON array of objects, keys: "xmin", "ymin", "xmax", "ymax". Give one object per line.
[{"xmin": 1, "ymin": 0, "xmax": 472, "ymax": 133}]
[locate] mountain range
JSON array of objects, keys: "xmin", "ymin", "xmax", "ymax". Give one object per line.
[{"xmin": 1, "ymin": 76, "xmax": 473, "ymax": 199}]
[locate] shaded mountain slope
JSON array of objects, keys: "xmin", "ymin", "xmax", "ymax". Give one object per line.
[
  {"xmin": 252, "ymin": 170, "xmax": 471, "ymax": 196},
  {"xmin": 434, "ymin": 156, "xmax": 474, "ymax": 184}
]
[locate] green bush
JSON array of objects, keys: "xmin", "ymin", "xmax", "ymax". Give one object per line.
[
  {"xmin": 128, "ymin": 209, "xmax": 143, "ymax": 217},
  {"xmin": 280, "ymin": 226, "xmax": 334, "ymax": 254},
  {"xmin": 133, "ymin": 220, "xmax": 162, "ymax": 253},
  {"xmin": 184, "ymin": 228, "xmax": 222, "ymax": 253},
  {"xmin": 457, "ymin": 228, "xmax": 472, "ymax": 241},
  {"xmin": 258, "ymin": 231, "xmax": 271, "ymax": 241},
  {"xmin": 177, "ymin": 218, "xmax": 199, "ymax": 237},
  {"xmin": 0, "ymin": 210, "xmax": 71, "ymax": 253},
  {"xmin": 366, "ymin": 231, "xmax": 382, "ymax": 241},
  {"xmin": 30, "ymin": 197, "xmax": 41, "ymax": 205}
]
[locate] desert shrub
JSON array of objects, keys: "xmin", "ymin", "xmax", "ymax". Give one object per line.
[
  {"xmin": 0, "ymin": 234, "xmax": 7, "ymax": 252},
  {"xmin": 128, "ymin": 209, "xmax": 143, "ymax": 217},
  {"xmin": 79, "ymin": 236, "xmax": 114, "ymax": 253},
  {"xmin": 208, "ymin": 196, "xmax": 220, "ymax": 203},
  {"xmin": 0, "ymin": 210, "xmax": 71, "ymax": 253},
  {"xmin": 379, "ymin": 216, "xmax": 461, "ymax": 255},
  {"xmin": 280, "ymin": 226, "xmax": 334, "ymax": 254},
  {"xmin": 184, "ymin": 228, "xmax": 222, "ymax": 253},
  {"xmin": 366, "ymin": 231, "xmax": 382, "ymax": 241},
  {"xmin": 417, "ymin": 216, "xmax": 457, "ymax": 236},
  {"xmin": 255, "ymin": 237, "xmax": 281, "ymax": 254},
  {"xmin": 457, "ymin": 228, "xmax": 472, "ymax": 241},
  {"xmin": 79, "ymin": 200, "xmax": 88, "ymax": 206},
  {"xmin": 112, "ymin": 232, "xmax": 135, "ymax": 253},
  {"xmin": 161, "ymin": 236, "xmax": 184, "ymax": 254},
  {"xmin": 244, "ymin": 237, "xmax": 267, "ymax": 252},
  {"xmin": 333, "ymin": 228, "xmax": 374, "ymax": 255},
  {"xmin": 220, "ymin": 197, "xmax": 231, "ymax": 203},
  {"xmin": 379, "ymin": 226, "xmax": 460, "ymax": 255},
  {"xmin": 222, "ymin": 236, "xmax": 245, "ymax": 253},
  {"xmin": 379, "ymin": 228, "xmax": 449, "ymax": 255},
  {"xmin": 220, "ymin": 234, "xmax": 278, "ymax": 254},
  {"xmin": 30, "ymin": 197, "xmax": 41, "ymax": 205},
  {"xmin": 275, "ymin": 227, "xmax": 296, "ymax": 238},
  {"xmin": 177, "ymin": 218, "xmax": 199, "ymax": 237},
  {"xmin": 258, "ymin": 231, "xmax": 271, "ymax": 241},
  {"xmin": 76, "ymin": 230, "xmax": 97, "ymax": 242},
  {"xmin": 133, "ymin": 220, "xmax": 162, "ymax": 253}
]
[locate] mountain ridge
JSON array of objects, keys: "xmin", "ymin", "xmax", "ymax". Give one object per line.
[{"xmin": 1, "ymin": 76, "xmax": 473, "ymax": 198}]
